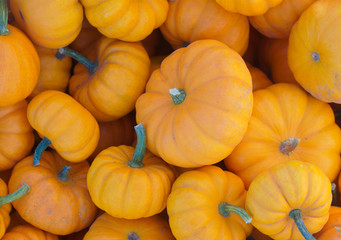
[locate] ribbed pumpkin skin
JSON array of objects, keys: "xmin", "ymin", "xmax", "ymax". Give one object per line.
[
  {"xmin": 69, "ymin": 37, "xmax": 150, "ymax": 122},
  {"xmin": 215, "ymin": 0, "xmax": 283, "ymax": 16},
  {"xmin": 136, "ymin": 40, "xmax": 253, "ymax": 168},
  {"xmin": 10, "ymin": 0, "xmax": 83, "ymax": 48},
  {"xmin": 0, "ymin": 178, "xmax": 12, "ymax": 239},
  {"xmin": 87, "ymin": 146, "xmax": 175, "ymax": 219},
  {"xmin": 249, "ymin": 0, "xmax": 317, "ymax": 39},
  {"xmin": 314, "ymin": 206, "xmax": 341, "ymax": 240},
  {"xmin": 160, "ymin": 0, "xmax": 249, "ymax": 55},
  {"xmin": 246, "ymin": 63, "xmax": 272, "ymax": 91},
  {"xmin": 0, "ymin": 25, "xmax": 40, "ymax": 107},
  {"xmin": 246, "ymin": 160, "xmax": 332, "ymax": 240},
  {"xmin": 29, "ymin": 46, "xmax": 72, "ymax": 99},
  {"xmin": 8, "ymin": 151, "xmax": 97, "ymax": 235},
  {"xmin": 225, "ymin": 83, "xmax": 341, "ymax": 188},
  {"xmin": 288, "ymin": 0, "xmax": 341, "ymax": 103},
  {"xmin": 83, "ymin": 213, "xmax": 175, "ymax": 240},
  {"xmin": 0, "ymin": 100, "xmax": 34, "ymax": 171},
  {"xmin": 167, "ymin": 166, "xmax": 252, "ymax": 240},
  {"xmin": 27, "ymin": 90, "xmax": 99, "ymax": 162},
  {"xmin": 2, "ymin": 224, "xmax": 59, "ymax": 240},
  {"xmin": 81, "ymin": 0, "xmax": 168, "ymax": 42}
]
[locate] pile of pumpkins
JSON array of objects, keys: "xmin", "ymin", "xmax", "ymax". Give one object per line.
[{"xmin": 1, "ymin": 0, "xmax": 341, "ymax": 239}]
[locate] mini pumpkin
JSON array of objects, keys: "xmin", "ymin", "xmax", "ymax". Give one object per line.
[
  {"xmin": 314, "ymin": 206, "xmax": 341, "ymax": 240},
  {"xmin": 2, "ymin": 224, "xmax": 59, "ymax": 240},
  {"xmin": 246, "ymin": 62, "xmax": 272, "ymax": 91}
]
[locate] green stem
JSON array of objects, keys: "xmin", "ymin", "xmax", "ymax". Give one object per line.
[
  {"xmin": 332, "ymin": 182, "xmax": 338, "ymax": 206},
  {"xmin": 127, "ymin": 232, "xmax": 140, "ymax": 240},
  {"xmin": 58, "ymin": 47, "xmax": 98, "ymax": 75},
  {"xmin": 33, "ymin": 137, "xmax": 51, "ymax": 166},
  {"xmin": 218, "ymin": 202, "xmax": 252, "ymax": 224},
  {"xmin": 280, "ymin": 138, "xmax": 300, "ymax": 155},
  {"xmin": 57, "ymin": 166, "xmax": 71, "ymax": 182},
  {"xmin": 0, "ymin": 0, "xmax": 10, "ymax": 35},
  {"xmin": 169, "ymin": 88, "xmax": 186, "ymax": 105},
  {"xmin": 0, "ymin": 184, "xmax": 30, "ymax": 207},
  {"xmin": 128, "ymin": 123, "xmax": 146, "ymax": 168},
  {"xmin": 289, "ymin": 209, "xmax": 316, "ymax": 240},
  {"xmin": 183, "ymin": 41, "xmax": 190, "ymax": 47}
]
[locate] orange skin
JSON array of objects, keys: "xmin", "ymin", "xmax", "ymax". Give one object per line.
[
  {"xmin": 136, "ymin": 40, "xmax": 253, "ymax": 168},
  {"xmin": 288, "ymin": 0, "xmax": 341, "ymax": 103},
  {"xmin": 2, "ymin": 224, "xmax": 59, "ymax": 240},
  {"xmin": 27, "ymin": 90, "xmax": 99, "ymax": 163},
  {"xmin": 10, "ymin": 0, "xmax": 83, "ymax": 48},
  {"xmin": 167, "ymin": 166, "xmax": 252, "ymax": 240},
  {"xmin": 314, "ymin": 206, "xmax": 341, "ymax": 240},
  {"xmin": 81, "ymin": 0, "xmax": 168, "ymax": 42},
  {"xmin": 0, "ymin": 178, "xmax": 12, "ymax": 239},
  {"xmin": 0, "ymin": 25, "xmax": 39, "ymax": 107},
  {"xmin": 8, "ymin": 151, "xmax": 98, "ymax": 235},
  {"xmin": 225, "ymin": 83, "xmax": 341, "ymax": 188},
  {"xmin": 160, "ymin": 0, "xmax": 249, "ymax": 55},
  {"xmin": 249, "ymin": 0, "xmax": 317, "ymax": 39},
  {"xmin": 246, "ymin": 62, "xmax": 272, "ymax": 91},
  {"xmin": 0, "ymin": 100, "xmax": 34, "ymax": 171}
]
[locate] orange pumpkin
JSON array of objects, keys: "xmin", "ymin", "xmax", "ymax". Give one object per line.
[
  {"xmin": 0, "ymin": 0, "xmax": 39, "ymax": 107},
  {"xmin": 87, "ymin": 124, "xmax": 175, "ymax": 219},
  {"xmin": 8, "ymin": 151, "xmax": 97, "ymax": 235},
  {"xmin": 27, "ymin": 90, "xmax": 99, "ymax": 165},
  {"xmin": 246, "ymin": 160, "xmax": 332, "ymax": 240},
  {"xmin": 81, "ymin": 0, "xmax": 168, "ymax": 42},
  {"xmin": 167, "ymin": 165, "xmax": 252, "ymax": 239},
  {"xmin": 2, "ymin": 224, "xmax": 59, "ymax": 240},
  {"xmin": 160, "ymin": 0, "xmax": 249, "ymax": 55},
  {"xmin": 288, "ymin": 0, "xmax": 341, "ymax": 103},
  {"xmin": 29, "ymin": 46, "xmax": 72, "ymax": 99},
  {"xmin": 249, "ymin": 0, "xmax": 317, "ymax": 39},
  {"xmin": 60, "ymin": 37, "xmax": 150, "ymax": 122},
  {"xmin": 0, "ymin": 100, "xmax": 34, "ymax": 171},
  {"xmin": 136, "ymin": 40, "xmax": 253, "ymax": 168},
  {"xmin": 83, "ymin": 213, "xmax": 175, "ymax": 240},
  {"xmin": 314, "ymin": 206, "xmax": 341, "ymax": 240},
  {"xmin": 246, "ymin": 62, "xmax": 272, "ymax": 91},
  {"xmin": 225, "ymin": 83, "xmax": 341, "ymax": 188},
  {"xmin": 10, "ymin": 0, "xmax": 83, "ymax": 48}
]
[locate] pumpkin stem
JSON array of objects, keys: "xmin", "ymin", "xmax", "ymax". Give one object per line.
[
  {"xmin": 127, "ymin": 232, "xmax": 140, "ymax": 240},
  {"xmin": 57, "ymin": 166, "xmax": 71, "ymax": 182},
  {"xmin": 0, "ymin": 0, "xmax": 10, "ymax": 36},
  {"xmin": 169, "ymin": 88, "xmax": 186, "ymax": 105},
  {"xmin": 289, "ymin": 209, "xmax": 316, "ymax": 240},
  {"xmin": 218, "ymin": 202, "xmax": 252, "ymax": 224},
  {"xmin": 183, "ymin": 41, "xmax": 190, "ymax": 47},
  {"xmin": 33, "ymin": 137, "xmax": 51, "ymax": 166},
  {"xmin": 312, "ymin": 52, "xmax": 320, "ymax": 62},
  {"xmin": 128, "ymin": 123, "xmax": 146, "ymax": 168},
  {"xmin": 280, "ymin": 138, "xmax": 300, "ymax": 155},
  {"xmin": 0, "ymin": 184, "xmax": 30, "ymax": 207},
  {"xmin": 332, "ymin": 182, "xmax": 338, "ymax": 206},
  {"xmin": 58, "ymin": 47, "xmax": 98, "ymax": 75}
]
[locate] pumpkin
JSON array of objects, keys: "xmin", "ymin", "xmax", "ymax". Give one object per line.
[
  {"xmin": 2, "ymin": 224, "xmax": 59, "ymax": 240},
  {"xmin": 29, "ymin": 46, "xmax": 72, "ymax": 99},
  {"xmin": 136, "ymin": 39, "xmax": 253, "ymax": 168},
  {"xmin": 225, "ymin": 83, "xmax": 341, "ymax": 188},
  {"xmin": 249, "ymin": 0, "xmax": 317, "ymax": 39},
  {"xmin": 81, "ymin": 0, "xmax": 168, "ymax": 42},
  {"xmin": 215, "ymin": 0, "xmax": 284, "ymax": 16},
  {"xmin": 8, "ymin": 150, "xmax": 97, "ymax": 235},
  {"xmin": 314, "ymin": 206, "xmax": 341, "ymax": 240},
  {"xmin": 0, "ymin": 0, "xmax": 40, "ymax": 107},
  {"xmin": 167, "ymin": 165, "xmax": 252, "ymax": 239},
  {"xmin": 59, "ymin": 37, "xmax": 150, "ymax": 122},
  {"xmin": 288, "ymin": 0, "xmax": 341, "ymax": 103},
  {"xmin": 27, "ymin": 90, "xmax": 99, "ymax": 165},
  {"xmin": 10, "ymin": 0, "xmax": 83, "ymax": 48},
  {"xmin": 0, "ymin": 100, "xmax": 35, "ymax": 171},
  {"xmin": 246, "ymin": 62, "xmax": 272, "ymax": 91},
  {"xmin": 246, "ymin": 160, "xmax": 332, "ymax": 240},
  {"xmin": 160, "ymin": 0, "xmax": 249, "ymax": 55},
  {"xmin": 83, "ymin": 213, "xmax": 175, "ymax": 240},
  {"xmin": 87, "ymin": 123, "xmax": 175, "ymax": 219}
]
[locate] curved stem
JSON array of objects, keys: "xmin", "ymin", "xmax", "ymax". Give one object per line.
[
  {"xmin": 218, "ymin": 202, "xmax": 252, "ymax": 224},
  {"xmin": 128, "ymin": 124, "xmax": 146, "ymax": 168},
  {"xmin": 58, "ymin": 47, "xmax": 98, "ymax": 75},
  {"xmin": 0, "ymin": 0, "xmax": 10, "ymax": 35},
  {"xmin": 280, "ymin": 138, "xmax": 300, "ymax": 155},
  {"xmin": 169, "ymin": 88, "xmax": 186, "ymax": 105},
  {"xmin": 289, "ymin": 209, "xmax": 316, "ymax": 240},
  {"xmin": 0, "ymin": 184, "xmax": 30, "ymax": 207},
  {"xmin": 33, "ymin": 137, "xmax": 51, "ymax": 166},
  {"xmin": 57, "ymin": 166, "xmax": 71, "ymax": 182}
]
